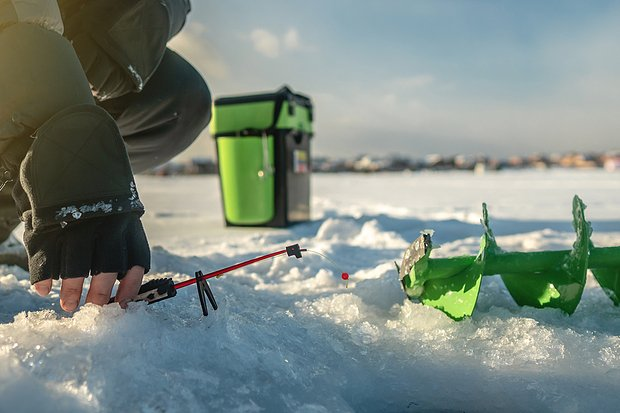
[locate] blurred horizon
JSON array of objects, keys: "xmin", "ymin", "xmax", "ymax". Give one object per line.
[{"xmin": 169, "ymin": 1, "xmax": 620, "ymax": 161}]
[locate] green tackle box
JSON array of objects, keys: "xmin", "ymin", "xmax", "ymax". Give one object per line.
[{"xmin": 211, "ymin": 86, "xmax": 313, "ymax": 227}]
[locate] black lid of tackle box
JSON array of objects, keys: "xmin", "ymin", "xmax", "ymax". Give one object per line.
[
  {"xmin": 212, "ymin": 85, "xmax": 313, "ymax": 138},
  {"xmin": 214, "ymin": 85, "xmax": 312, "ymax": 109}
]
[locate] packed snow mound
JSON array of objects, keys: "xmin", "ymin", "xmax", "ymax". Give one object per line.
[{"xmin": 1, "ymin": 170, "xmax": 620, "ymax": 412}]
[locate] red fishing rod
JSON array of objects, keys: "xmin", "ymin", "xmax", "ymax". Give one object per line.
[{"xmin": 122, "ymin": 244, "xmax": 349, "ymax": 316}]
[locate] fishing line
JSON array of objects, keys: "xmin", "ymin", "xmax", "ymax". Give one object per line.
[{"xmin": 303, "ymin": 248, "xmax": 350, "ymax": 285}]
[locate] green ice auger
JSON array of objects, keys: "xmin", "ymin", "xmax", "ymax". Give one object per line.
[{"xmin": 399, "ymin": 195, "xmax": 620, "ymax": 320}]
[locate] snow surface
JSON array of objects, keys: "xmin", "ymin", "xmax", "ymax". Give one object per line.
[{"xmin": 2, "ymin": 169, "xmax": 620, "ymax": 412}]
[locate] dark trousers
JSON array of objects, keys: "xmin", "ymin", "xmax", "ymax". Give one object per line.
[{"xmin": 0, "ymin": 48, "xmax": 212, "ymax": 241}]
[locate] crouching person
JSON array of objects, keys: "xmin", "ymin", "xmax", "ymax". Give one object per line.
[{"xmin": 0, "ymin": 0, "xmax": 212, "ymax": 311}]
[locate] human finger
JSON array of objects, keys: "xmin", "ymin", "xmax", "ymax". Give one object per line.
[
  {"xmin": 34, "ymin": 278, "xmax": 53, "ymax": 297},
  {"xmin": 60, "ymin": 277, "xmax": 85, "ymax": 312},
  {"xmin": 85, "ymin": 272, "xmax": 117, "ymax": 306},
  {"xmin": 115, "ymin": 265, "xmax": 144, "ymax": 308}
]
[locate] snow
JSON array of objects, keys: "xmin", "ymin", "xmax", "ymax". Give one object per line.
[{"xmin": 2, "ymin": 169, "xmax": 620, "ymax": 412}]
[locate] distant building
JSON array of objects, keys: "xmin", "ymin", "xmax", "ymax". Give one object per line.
[{"xmin": 140, "ymin": 150, "xmax": 620, "ymax": 175}]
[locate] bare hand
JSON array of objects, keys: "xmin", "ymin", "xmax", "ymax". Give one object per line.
[{"xmin": 33, "ymin": 266, "xmax": 145, "ymax": 312}]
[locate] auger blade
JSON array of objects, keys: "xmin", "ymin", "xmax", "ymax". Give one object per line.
[
  {"xmin": 591, "ymin": 268, "xmax": 620, "ymax": 305},
  {"xmin": 399, "ymin": 232, "xmax": 432, "ymax": 298},
  {"xmin": 420, "ymin": 241, "xmax": 484, "ymax": 321},
  {"xmin": 501, "ymin": 269, "xmax": 580, "ymax": 312},
  {"xmin": 501, "ymin": 196, "xmax": 589, "ymax": 314},
  {"xmin": 401, "ymin": 229, "xmax": 486, "ymax": 321}
]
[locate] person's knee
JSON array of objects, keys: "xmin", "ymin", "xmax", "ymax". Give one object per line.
[
  {"xmin": 184, "ymin": 71, "xmax": 212, "ymax": 140},
  {"xmin": 182, "ymin": 66, "xmax": 211, "ymax": 124},
  {"xmin": 120, "ymin": 50, "xmax": 212, "ymax": 172},
  {"xmin": 164, "ymin": 54, "xmax": 212, "ymax": 154}
]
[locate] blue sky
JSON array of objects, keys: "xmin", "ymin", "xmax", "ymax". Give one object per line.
[{"xmin": 170, "ymin": 1, "xmax": 620, "ymax": 159}]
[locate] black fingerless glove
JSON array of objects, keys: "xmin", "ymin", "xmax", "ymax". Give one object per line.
[{"xmin": 13, "ymin": 105, "xmax": 151, "ymax": 283}]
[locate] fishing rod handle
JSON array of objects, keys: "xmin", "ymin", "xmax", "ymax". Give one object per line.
[{"xmin": 133, "ymin": 277, "xmax": 177, "ymax": 304}]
